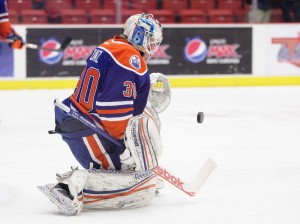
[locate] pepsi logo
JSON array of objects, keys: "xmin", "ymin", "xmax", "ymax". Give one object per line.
[
  {"xmin": 184, "ymin": 37, "xmax": 208, "ymax": 63},
  {"xmin": 39, "ymin": 39, "xmax": 63, "ymax": 65}
]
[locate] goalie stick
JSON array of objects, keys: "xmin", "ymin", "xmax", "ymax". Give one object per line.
[
  {"xmin": 54, "ymin": 98, "xmax": 124, "ymax": 148},
  {"xmin": 54, "ymin": 99, "xmax": 217, "ymax": 197},
  {"xmin": 0, "ymin": 36, "xmax": 72, "ymax": 52},
  {"xmin": 153, "ymin": 159, "xmax": 217, "ymax": 197}
]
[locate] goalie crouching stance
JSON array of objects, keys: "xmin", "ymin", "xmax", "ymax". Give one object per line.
[{"xmin": 38, "ymin": 13, "xmax": 171, "ymax": 215}]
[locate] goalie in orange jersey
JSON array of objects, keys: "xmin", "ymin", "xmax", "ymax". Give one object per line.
[{"xmin": 38, "ymin": 13, "xmax": 172, "ymax": 216}]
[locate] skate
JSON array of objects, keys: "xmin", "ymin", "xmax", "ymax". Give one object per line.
[{"xmin": 37, "ymin": 183, "xmax": 81, "ymax": 215}]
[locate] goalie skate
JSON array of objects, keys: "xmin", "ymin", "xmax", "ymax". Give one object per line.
[{"xmin": 37, "ymin": 183, "xmax": 81, "ymax": 215}]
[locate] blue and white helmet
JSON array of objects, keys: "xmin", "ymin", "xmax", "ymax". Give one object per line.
[{"xmin": 124, "ymin": 13, "xmax": 163, "ymax": 62}]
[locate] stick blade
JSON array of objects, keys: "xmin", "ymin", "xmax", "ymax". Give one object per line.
[{"xmin": 183, "ymin": 158, "xmax": 217, "ymax": 195}]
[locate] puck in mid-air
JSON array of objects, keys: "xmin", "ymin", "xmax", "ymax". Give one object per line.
[{"xmin": 197, "ymin": 112, "xmax": 204, "ymax": 123}]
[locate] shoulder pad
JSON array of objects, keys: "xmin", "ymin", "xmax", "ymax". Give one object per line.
[{"xmin": 99, "ymin": 39, "xmax": 147, "ymax": 76}]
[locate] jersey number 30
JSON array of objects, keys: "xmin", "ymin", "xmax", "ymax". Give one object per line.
[
  {"xmin": 73, "ymin": 67, "xmax": 100, "ymax": 111},
  {"xmin": 73, "ymin": 67, "xmax": 137, "ymax": 112}
]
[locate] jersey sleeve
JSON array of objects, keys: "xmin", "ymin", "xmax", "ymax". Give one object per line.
[
  {"xmin": 0, "ymin": 0, "xmax": 13, "ymax": 38},
  {"xmin": 0, "ymin": 0, "xmax": 8, "ymax": 17},
  {"xmin": 133, "ymin": 73, "xmax": 150, "ymax": 116}
]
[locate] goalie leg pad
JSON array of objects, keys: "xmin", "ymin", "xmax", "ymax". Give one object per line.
[
  {"xmin": 144, "ymin": 104, "xmax": 161, "ymax": 131},
  {"xmin": 39, "ymin": 168, "xmax": 160, "ymax": 214},
  {"xmin": 69, "ymin": 169, "xmax": 159, "ymax": 210},
  {"xmin": 123, "ymin": 114, "xmax": 162, "ymax": 172}
]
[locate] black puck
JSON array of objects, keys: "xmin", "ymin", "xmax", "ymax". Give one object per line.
[{"xmin": 197, "ymin": 112, "xmax": 204, "ymax": 123}]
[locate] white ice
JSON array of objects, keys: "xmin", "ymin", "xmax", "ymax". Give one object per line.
[{"xmin": 0, "ymin": 86, "xmax": 300, "ymax": 224}]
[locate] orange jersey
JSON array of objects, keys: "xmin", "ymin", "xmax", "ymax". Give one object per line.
[
  {"xmin": 0, "ymin": 0, "xmax": 12, "ymax": 38},
  {"xmin": 70, "ymin": 36, "xmax": 150, "ymax": 139}
]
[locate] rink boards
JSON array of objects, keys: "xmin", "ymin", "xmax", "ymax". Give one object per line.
[
  {"xmin": 0, "ymin": 23, "xmax": 300, "ymax": 89},
  {"xmin": 1, "ymin": 76, "xmax": 300, "ymax": 90}
]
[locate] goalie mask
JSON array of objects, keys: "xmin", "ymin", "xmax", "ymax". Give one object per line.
[{"xmin": 124, "ymin": 13, "xmax": 163, "ymax": 63}]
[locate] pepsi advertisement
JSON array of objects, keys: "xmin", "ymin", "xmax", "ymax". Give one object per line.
[
  {"xmin": 149, "ymin": 27, "xmax": 252, "ymax": 75},
  {"xmin": 26, "ymin": 27, "xmax": 122, "ymax": 77},
  {"xmin": 26, "ymin": 27, "xmax": 252, "ymax": 77}
]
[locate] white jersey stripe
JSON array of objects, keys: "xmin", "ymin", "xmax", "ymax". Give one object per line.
[
  {"xmin": 94, "ymin": 114, "xmax": 133, "ymax": 121},
  {"xmin": 96, "ymin": 100, "xmax": 133, "ymax": 106},
  {"xmin": 0, "ymin": 18, "xmax": 8, "ymax": 22},
  {"xmin": 0, "ymin": 12, "xmax": 8, "ymax": 17}
]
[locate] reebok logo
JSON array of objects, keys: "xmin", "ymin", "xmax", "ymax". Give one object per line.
[{"xmin": 154, "ymin": 166, "xmax": 184, "ymax": 190}]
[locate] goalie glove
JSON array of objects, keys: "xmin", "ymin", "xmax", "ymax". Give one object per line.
[
  {"xmin": 6, "ymin": 29, "xmax": 24, "ymax": 49},
  {"xmin": 148, "ymin": 72, "xmax": 171, "ymax": 113}
]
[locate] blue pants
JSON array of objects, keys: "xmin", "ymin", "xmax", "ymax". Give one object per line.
[{"xmin": 54, "ymin": 105, "xmax": 125, "ymax": 170}]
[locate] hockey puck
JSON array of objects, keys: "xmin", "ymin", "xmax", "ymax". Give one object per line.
[{"xmin": 197, "ymin": 112, "xmax": 204, "ymax": 123}]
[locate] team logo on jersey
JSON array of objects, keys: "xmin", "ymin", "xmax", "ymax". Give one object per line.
[
  {"xmin": 129, "ymin": 55, "xmax": 141, "ymax": 70},
  {"xmin": 184, "ymin": 37, "xmax": 208, "ymax": 63},
  {"xmin": 39, "ymin": 38, "xmax": 64, "ymax": 65}
]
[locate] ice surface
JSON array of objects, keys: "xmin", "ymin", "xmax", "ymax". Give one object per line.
[{"xmin": 0, "ymin": 86, "xmax": 300, "ymax": 224}]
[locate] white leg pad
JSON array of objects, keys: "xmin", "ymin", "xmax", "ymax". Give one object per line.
[
  {"xmin": 121, "ymin": 114, "xmax": 162, "ymax": 172},
  {"xmin": 69, "ymin": 169, "xmax": 159, "ymax": 210}
]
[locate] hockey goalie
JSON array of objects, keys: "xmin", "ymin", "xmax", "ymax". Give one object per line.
[{"xmin": 38, "ymin": 13, "xmax": 171, "ymax": 215}]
